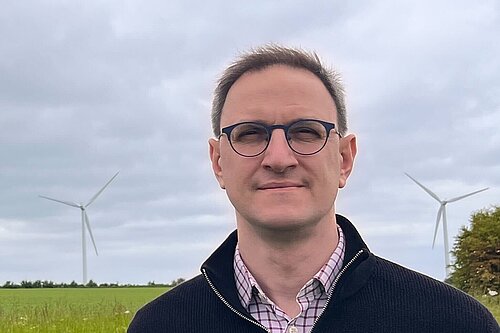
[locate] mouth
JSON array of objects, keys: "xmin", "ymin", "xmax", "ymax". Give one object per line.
[{"xmin": 258, "ymin": 182, "xmax": 305, "ymax": 191}]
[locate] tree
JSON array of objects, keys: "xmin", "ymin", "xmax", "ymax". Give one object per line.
[
  {"xmin": 20, "ymin": 280, "xmax": 33, "ymax": 288},
  {"xmin": 2, "ymin": 281, "xmax": 18, "ymax": 288},
  {"xmin": 86, "ymin": 280, "xmax": 98, "ymax": 288},
  {"xmin": 170, "ymin": 278, "xmax": 185, "ymax": 287},
  {"xmin": 449, "ymin": 206, "xmax": 500, "ymax": 294}
]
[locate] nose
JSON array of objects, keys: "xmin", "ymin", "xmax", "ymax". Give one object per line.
[{"xmin": 261, "ymin": 129, "xmax": 298, "ymax": 173}]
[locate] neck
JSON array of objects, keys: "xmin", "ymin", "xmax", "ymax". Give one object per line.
[{"xmin": 236, "ymin": 212, "xmax": 339, "ymax": 317}]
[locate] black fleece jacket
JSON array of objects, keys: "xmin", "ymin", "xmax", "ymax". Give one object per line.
[{"xmin": 128, "ymin": 215, "xmax": 499, "ymax": 333}]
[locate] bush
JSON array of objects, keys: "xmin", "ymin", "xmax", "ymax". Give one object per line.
[{"xmin": 449, "ymin": 206, "xmax": 500, "ymax": 294}]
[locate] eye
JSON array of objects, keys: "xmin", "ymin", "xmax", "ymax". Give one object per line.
[
  {"xmin": 231, "ymin": 124, "xmax": 267, "ymax": 143},
  {"xmin": 289, "ymin": 122, "xmax": 324, "ymax": 141}
]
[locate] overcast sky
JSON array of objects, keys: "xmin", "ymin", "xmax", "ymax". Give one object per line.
[{"xmin": 1, "ymin": 0, "xmax": 498, "ymax": 285}]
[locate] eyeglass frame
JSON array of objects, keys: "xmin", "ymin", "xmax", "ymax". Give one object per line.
[{"xmin": 219, "ymin": 118, "xmax": 342, "ymax": 157}]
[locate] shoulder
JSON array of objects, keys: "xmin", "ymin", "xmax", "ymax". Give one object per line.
[
  {"xmin": 373, "ymin": 256, "xmax": 473, "ymax": 298},
  {"xmin": 127, "ymin": 275, "xmax": 213, "ymax": 332},
  {"xmin": 367, "ymin": 256, "xmax": 499, "ymax": 332},
  {"xmin": 149, "ymin": 274, "xmax": 212, "ymax": 304}
]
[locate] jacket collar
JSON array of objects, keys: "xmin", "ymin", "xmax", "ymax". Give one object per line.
[
  {"xmin": 336, "ymin": 214, "xmax": 370, "ymax": 262},
  {"xmin": 200, "ymin": 214, "xmax": 373, "ymax": 313},
  {"xmin": 201, "ymin": 229, "xmax": 246, "ymax": 314}
]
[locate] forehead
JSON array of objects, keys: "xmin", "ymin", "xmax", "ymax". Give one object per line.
[{"xmin": 221, "ymin": 65, "xmax": 337, "ymax": 126}]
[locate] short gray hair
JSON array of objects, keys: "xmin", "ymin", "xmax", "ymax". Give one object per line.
[{"xmin": 211, "ymin": 44, "xmax": 347, "ymax": 137}]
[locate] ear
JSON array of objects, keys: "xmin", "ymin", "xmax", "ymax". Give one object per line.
[
  {"xmin": 338, "ymin": 134, "xmax": 357, "ymax": 188},
  {"xmin": 209, "ymin": 138, "xmax": 225, "ymax": 189}
]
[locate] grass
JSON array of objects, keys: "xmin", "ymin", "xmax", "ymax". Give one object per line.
[
  {"xmin": 0, "ymin": 287, "xmax": 168, "ymax": 333},
  {"xmin": 0, "ymin": 288, "xmax": 497, "ymax": 332},
  {"xmin": 475, "ymin": 294, "xmax": 500, "ymax": 323}
]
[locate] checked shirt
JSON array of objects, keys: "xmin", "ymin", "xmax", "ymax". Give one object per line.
[{"xmin": 234, "ymin": 226, "xmax": 345, "ymax": 333}]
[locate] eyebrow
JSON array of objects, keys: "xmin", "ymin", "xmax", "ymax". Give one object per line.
[{"xmin": 234, "ymin": 117, "xmax": 309, "ymax": 125}]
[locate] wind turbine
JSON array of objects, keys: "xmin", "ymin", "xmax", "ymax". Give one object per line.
[
  {"xmin": 405, "ymin": 173, "xmax": 488, "ymax": 277},
  {"xmin": 40, "ymin": 171, "xmax": 119, "ymax": 284}
]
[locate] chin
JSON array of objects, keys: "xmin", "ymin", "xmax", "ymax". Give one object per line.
[{"xmin": 250, "ymin": 212, "xmax": 319, "ymax": 232}]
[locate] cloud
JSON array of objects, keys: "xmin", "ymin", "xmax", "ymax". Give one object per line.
[{"xmin": 1, "ymin": 0, "xmax": 499, "ymax": 284}]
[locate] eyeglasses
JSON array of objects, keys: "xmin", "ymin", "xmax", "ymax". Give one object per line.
[{"xmin": 219, "ymin": 119, "xmax": 341, "ymax": 157}]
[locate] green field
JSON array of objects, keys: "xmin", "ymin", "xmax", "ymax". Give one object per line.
[
  {"xmin": 476, "ymin": 294, "xmax": 500, "ymax": 323},
  {"xmin": 0, "ymin": 288, "xmax": 497, "ymax": 332},
  {"xmin": 0, "ymin": 287, "xmax": 168, "ymax": 333}
]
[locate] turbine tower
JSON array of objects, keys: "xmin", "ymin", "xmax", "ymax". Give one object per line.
[
  {"xmin": 40, "ymin": 171, "xmax": 119, "ymax": 284},
  {"xmin": 405, "ymin": 173, "xmax": 488, "ymax": 277}
]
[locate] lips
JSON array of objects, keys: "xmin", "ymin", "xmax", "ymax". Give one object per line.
[{"xmin": 258, "ymin": 182, "xmax": 305, "ymax": 190}]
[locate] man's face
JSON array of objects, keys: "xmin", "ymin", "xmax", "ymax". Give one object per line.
[{"xmin": 209, "ymin": 65, "xmax": 356, "ymax": 232}]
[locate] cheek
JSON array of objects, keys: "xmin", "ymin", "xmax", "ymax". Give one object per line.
[
  {"xmin": 313, "ymin": 154, "xmax": 341, "ymax": 192},
  {"xmin": 220, "ymin": 153, "xmax": 255, "ymax": 188}
]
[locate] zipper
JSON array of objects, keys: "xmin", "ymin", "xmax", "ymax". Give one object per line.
[
  {"xmin": 309, "ymin": 249, "xmax": 365, "ymax": 333},
  {"xmin": 202, "ymin": 268, "xmax": 270, "ymax": 333}
]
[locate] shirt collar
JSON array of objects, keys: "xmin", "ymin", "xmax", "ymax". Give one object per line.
[
  {"xmin": 315, "ymin": 225, "xmax": 345, "ymax": 294},
  {"xmin": 234, "ymin": 245, "xmax": 258, "ymax": 308},
  {"xmin": 234, "ymin": 225, "xmax": 346, "ymax": 309}
]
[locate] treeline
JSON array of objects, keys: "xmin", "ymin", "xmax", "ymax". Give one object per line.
[{"xmin": 0, "ymin": 278, "xmax": 186, "ymax": 289}]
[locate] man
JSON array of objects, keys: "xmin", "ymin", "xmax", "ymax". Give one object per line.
[{"xmin": 128, "ymin": 45, "xmax": 498, "ymax": 332}]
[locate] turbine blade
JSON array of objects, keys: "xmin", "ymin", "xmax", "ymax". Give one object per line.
[
  {"xmin": 84, "ymin": 211, "xmax": 99, "ymax": 256},
  {"xmin": 405, "ymin": 173, "xmax": 442, "ymax": 203},
  {"xmin": 39, "ymin": 195, "xmax": 80, "ymax": 208},
  {"xmin": 85, "ymin": 171, "xmax": 120, "ymax": 208},
  {"xmin": 447, "ymin": 187, "xmax": 489, "ymax": 203},
  {"xmin": 432, "ymin": 205, "xmax": 444, "ymax": 249}
]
